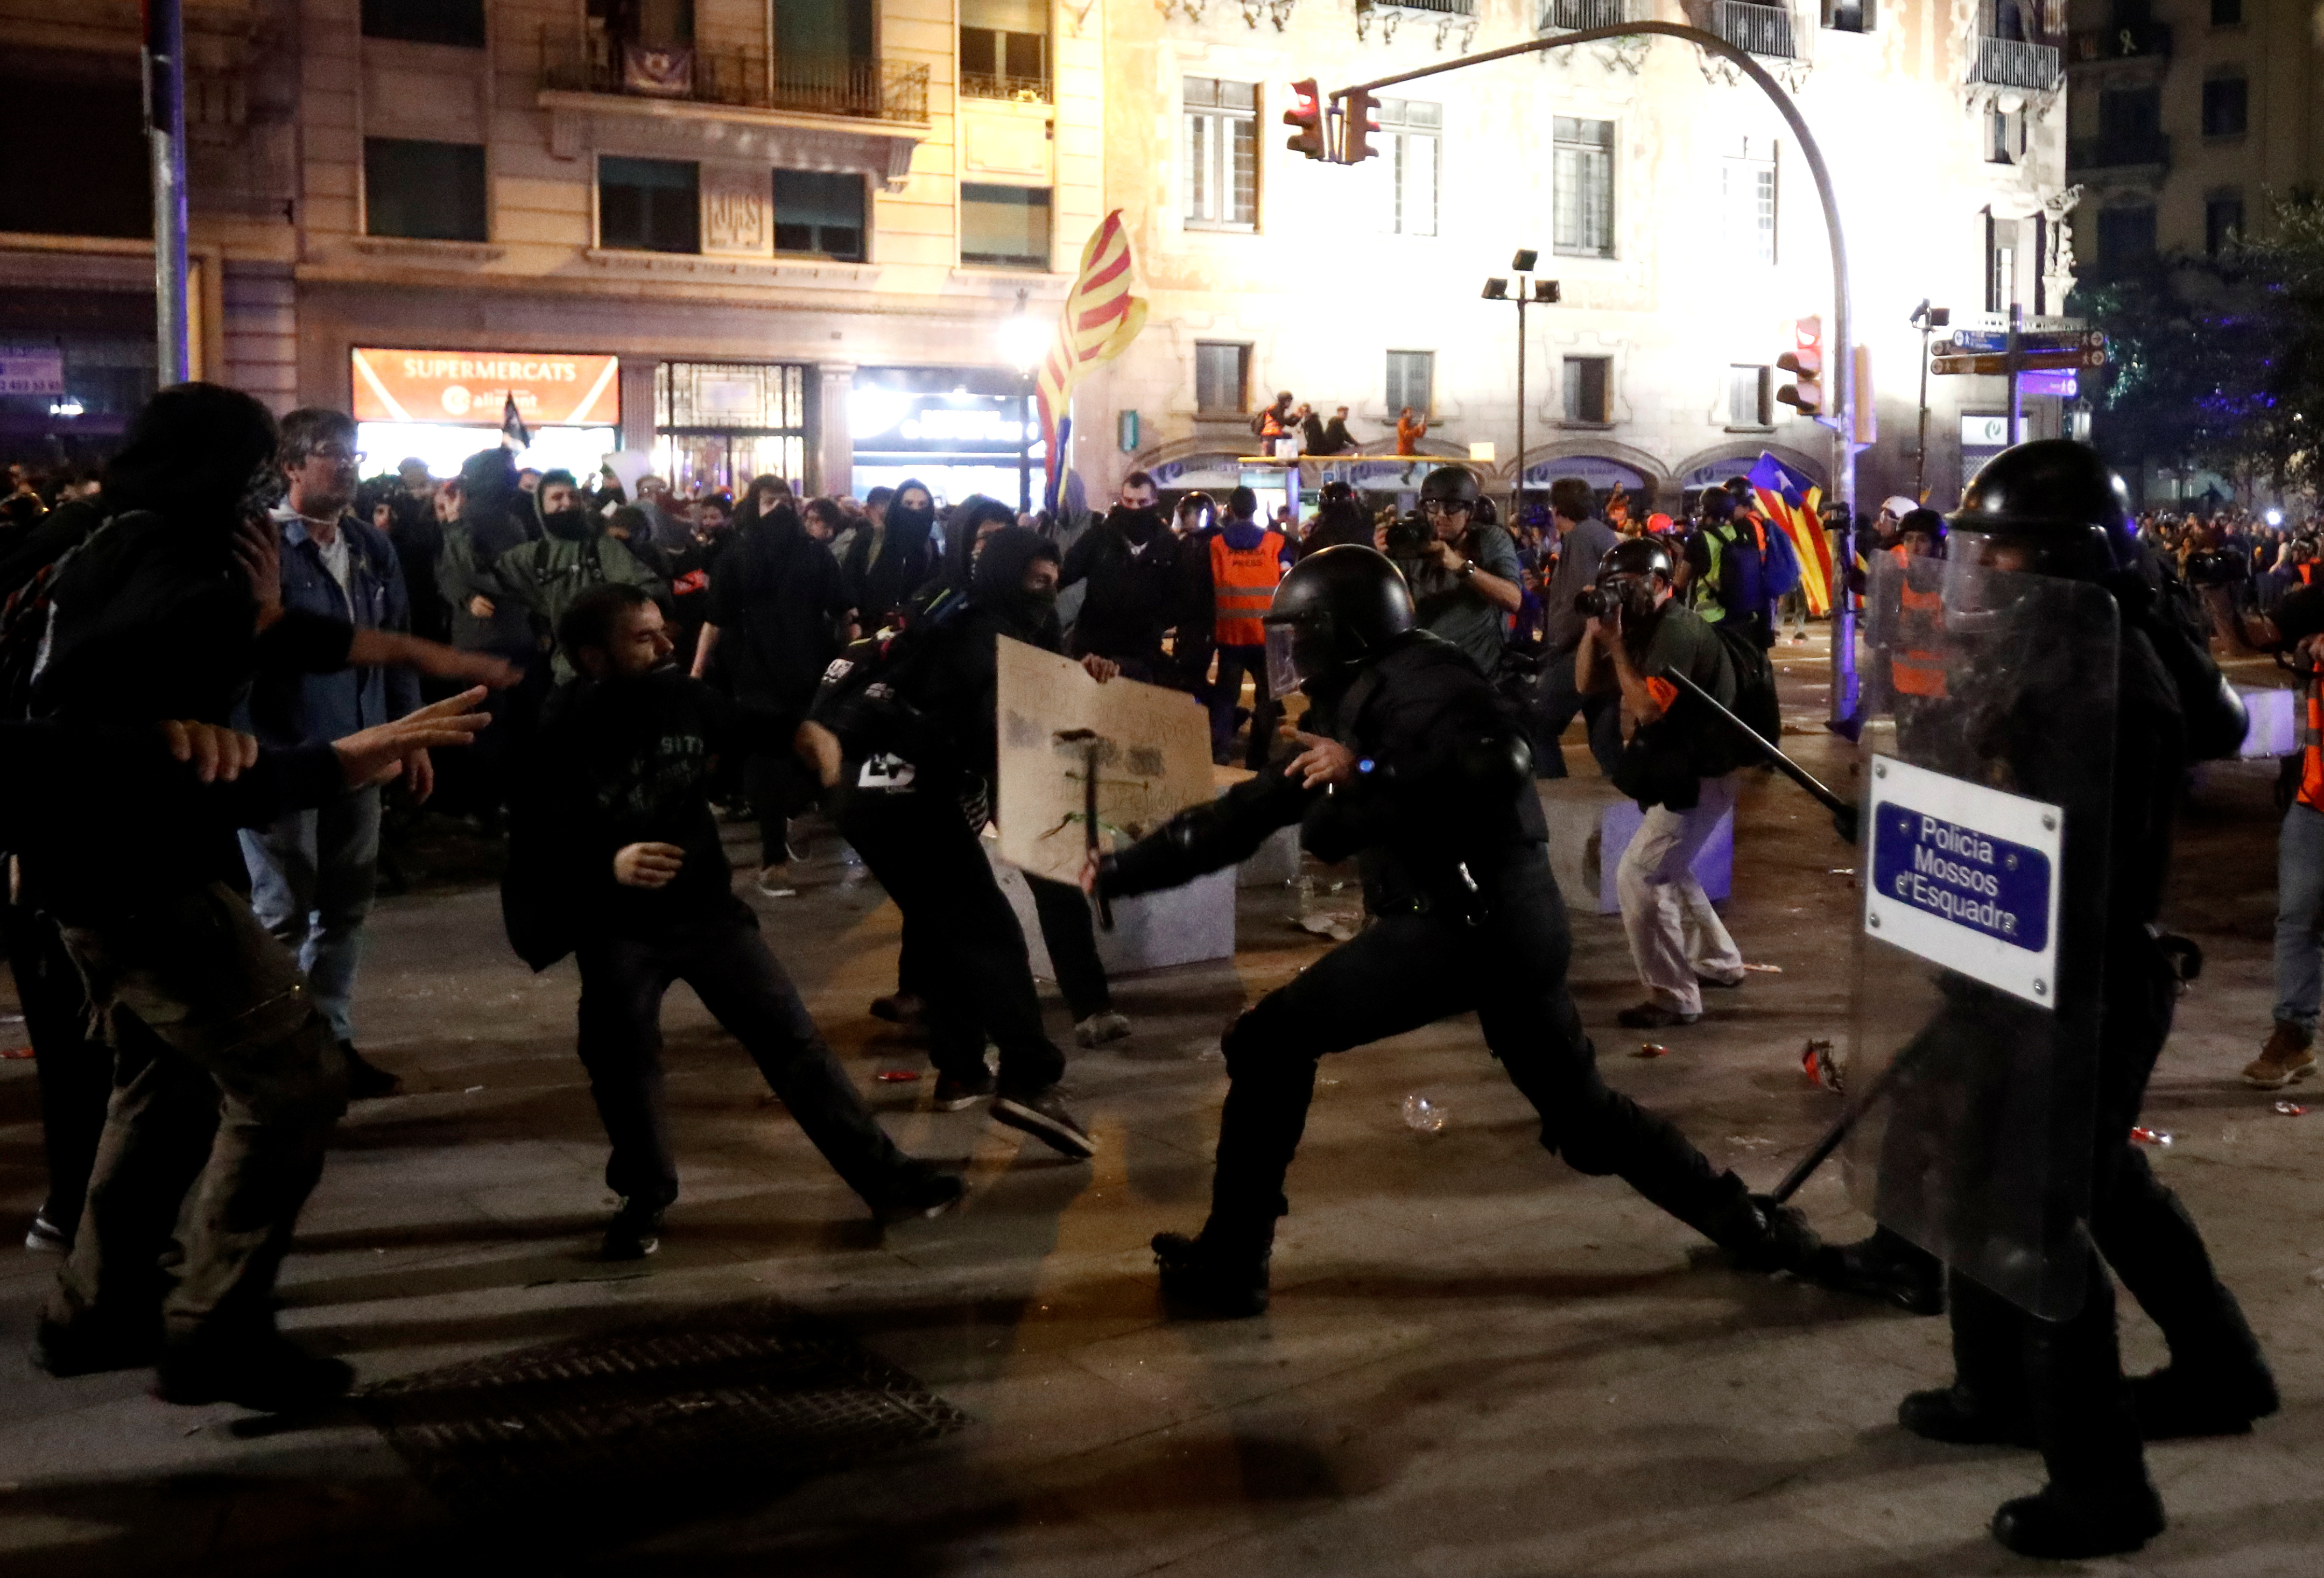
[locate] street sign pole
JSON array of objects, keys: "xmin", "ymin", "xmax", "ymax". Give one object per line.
[
  {"xmin": 142, "ymin": 0, "xmax": 191, "ymax": 385},
  {"xmin": 2006, "ymin": 304, "xmax": 2023, "ymax": 446}
]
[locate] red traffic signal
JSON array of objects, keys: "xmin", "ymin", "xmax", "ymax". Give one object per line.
[
  {"xmin": 1342, "ymin": 86, "xmax": 1381, "ymax": 163},
  {"xmin": 1284, "ymin": 78, "xmax": 1327, "ymax": 161},
  {"xmin": 1776, "ymin": 314, "xmax": 1824, "ymax": 417}
]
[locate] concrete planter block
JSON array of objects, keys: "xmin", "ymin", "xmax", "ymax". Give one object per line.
[{"xmin": 989, "ymin": 842, "xmax": 1237, "ymax": 979}]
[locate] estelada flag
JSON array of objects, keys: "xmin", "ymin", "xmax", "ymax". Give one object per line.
[
  {"xmin": 501, "ymin": 392, "xmax": 531, "ymax": 451},
  {"xmin": 1748, "ymin": 452, "xmax": 1832, "ymax": 616},
  {"xmin": 1036, "ymin": 211, "xmax": 1148, "ymax": 504}
]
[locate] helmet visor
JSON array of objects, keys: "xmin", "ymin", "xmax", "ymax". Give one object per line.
[{"xmin": 1264, "ymin": 621, "xmax": 1307, "ymax": 698}]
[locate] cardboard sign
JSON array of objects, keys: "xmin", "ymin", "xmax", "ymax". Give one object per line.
[
  {"xmin": 994, "ymin": 638, "xmax": 1213, "ymax": 886},
  {"xmin": 1863, "ymin": 755, "xmax": 2062, "ymax": 1009},
  {"xmin": 351, "ymin": 348, "xmax": 620, "ymax": 427}
]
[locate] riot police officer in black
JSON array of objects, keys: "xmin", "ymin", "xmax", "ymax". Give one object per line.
[
  {"xmin": 1860, "ymin": 442, "xmax": 2275, "ymax": 1560},
  {"xmin": 1088, "ymin": 546, "xmax": 1816, "ymax": 1317}
]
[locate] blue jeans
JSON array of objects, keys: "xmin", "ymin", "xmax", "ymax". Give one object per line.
[
  {"xmin": 2272, "ymin": 801, "xmax": 2324, "ymax": 1031},
  {"xmin": 240, "ymin": 786, "xmax": 383, "ymax": 1045},
  {"xmin": 1533, "ymin": 650, "xmax": 1621, "ymax": 779}
]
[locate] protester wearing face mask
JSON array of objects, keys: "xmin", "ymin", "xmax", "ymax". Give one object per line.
[
  {"xmin": 494, "ymin": 468, "xmax": 670, "ymax": 679},
  {"xmin": 1058, "ymin": 470, "xmax": 1193, "ymax": 688},
  {"xmin": 843, "ymin": 478, "xmax": 938, "ymax": 632}
]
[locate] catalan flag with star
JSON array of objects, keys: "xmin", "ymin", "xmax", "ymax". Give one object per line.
[
  {"xmin": 1036, "ymin": 210, "xmax": 1148, "ymax": 504},
  {"xmin": 1748, "ymin": 451, "xmax": 1833, "ymax": 617}
]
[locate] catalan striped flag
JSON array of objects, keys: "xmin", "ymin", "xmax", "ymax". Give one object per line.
[
  {"xmin": 1036, "ymin": 210, "xmax": 1148, "ymax": 503},
  {"xmin": 1748, "ymin": 451, "xmax": 1833, "ymax": 617}
]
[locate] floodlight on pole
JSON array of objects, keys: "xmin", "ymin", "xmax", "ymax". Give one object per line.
[{"xmin": 1481, "ymin": 278, "xmax": 1509, "ymax": 300}]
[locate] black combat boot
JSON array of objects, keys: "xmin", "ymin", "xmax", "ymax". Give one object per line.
[
  {"xmin": 1153, "ymin": 1230, "xmax": 1270, "ymax": 1319},
  {"xmin": 156, "ymin": 1326, "xmax": 356, "ymax": 1412},
  {"xmin": 1901, "ymin": 1272, "xmax": 2034, "ymax": 1446},
  {"xmin": 1806, "ymin": 1227, "xmax": 1946, "ymax": 1315},
  {"xmin": 1991, "ymin": 1483, "xmax": 2165, "ymax": 1560},
  {"xmin": 2131, "ymin": 1359, "xmax": 2279, "ymax": 1440}
]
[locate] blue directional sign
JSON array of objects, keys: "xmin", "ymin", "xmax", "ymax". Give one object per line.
[
  {"xmin": 1862, "ymin": 756, "xmax": 2064, "ymax": 1009},
  {"xmin": 1947, "ymin": 328, "xmax": 2105, "ymax": 355}
]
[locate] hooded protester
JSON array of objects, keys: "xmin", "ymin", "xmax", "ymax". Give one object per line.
[
  {"xmin": 934, "ymin": 493, "xmax": 1020, "ymax": 596},
  {"xmin": 693, "ymin": 495, "xmax": 856, "ymax": 890},
  {"xmin": 844, "ymin": 477, "xmax": 938, "ymax": 631},
  {"xmin": 1058, "ymin": 496, "xmax": 1191, "ymax": 685},
  {"xmin": 495, "ymin": 467, "xmax": 668, "ymax": 679},
  {"xmin": 438, "ymin": 449, "xmax": 534, "ymax": 663}
]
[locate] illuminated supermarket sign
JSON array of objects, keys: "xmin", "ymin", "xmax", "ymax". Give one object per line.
[{"xmin": 351, "ymin": 348, "xmax": 620, "ymax": 426}]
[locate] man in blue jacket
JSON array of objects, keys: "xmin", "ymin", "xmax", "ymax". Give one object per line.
[{"xmin": 239, "ymin": 408, "xmax": 424, "ymax": 1099}]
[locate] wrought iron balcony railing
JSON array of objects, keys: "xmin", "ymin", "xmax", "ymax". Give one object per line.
[
  {"xmin": 960, "ymin": 71, "xmax": 1052, "ymax": 103},
  {"xmin": 1973, "ymin": 35, "xmax": 2061, "ymax": 90},
  {"xmin": 2066, "ymin": 20, "xmax": 2171, "ymax": 64},
  {"xmin": 1539, "ymin": 0, "xmax": 1646, "ymax": 33},
  {"xmin": 539, "ymin": 26, "xmax": 930, "ymax": 124},
  {"xmin": 2067, "ymin": 131, "xmax": 2170, "ymax": 171},
  {"xmin": 1712, "ymin": 1, "xmax": 1801, "ymax": 61}
]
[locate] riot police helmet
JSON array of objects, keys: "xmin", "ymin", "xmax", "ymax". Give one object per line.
[
  {"xmin": 1262, "ymin": 544, "xmax": 1415, "ymax": 695},
  {"xmin": 1417, "ymin": 466, "xmax": 1481, "ymax": 509},
  {"xmin": 1950, "ymin": 439, "xmax": 2137, "ymax": 579}
]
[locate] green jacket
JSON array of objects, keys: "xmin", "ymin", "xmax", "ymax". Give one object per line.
[{"xmin": 496, "ymin": 526, "xmax": 670, "ymax": 678}]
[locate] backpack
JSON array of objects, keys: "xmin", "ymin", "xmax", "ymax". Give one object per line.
[
  {"xmin": 1706, "ymin": 614, "xmax": 1784, "ymax": 771},
  {"xmin": 1761, "ymin": 518, "xmax": 1803, "ymax": 598}
]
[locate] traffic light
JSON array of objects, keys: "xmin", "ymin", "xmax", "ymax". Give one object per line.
[
  {"xmin": 1342, "ymin": 86, "xmax": 1381, "ymax": 163},
  {"xmin": 1776, "ymin": 315, "xmax": 1823, "ymax": 418},
  {"xmin": 1284, "ymin": 78, "xmax": 1326, "ymax": 161}
]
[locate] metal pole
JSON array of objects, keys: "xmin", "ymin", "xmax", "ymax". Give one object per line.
[
  {"xmin": 1332, "ymin": 21, "xmax": 1860, "ymax": 732},
  {"xmin": 1513, "ymin": 292, "xmax": 1526, "ymax": 524},
  {"xmin": 143, "ymin": 0, "xmax": 191, "ymax": 385},
  {"xmin": 1019, "ymin": 381, "xmax": 1033, "ymax": 515},
  {"xmin": 1915, "ymin": 321, "xmax": 1932, "ymax": 501},
  {"xmin": 2005, "ymin": 302, "xmax": 2023, "ymax": 446}
]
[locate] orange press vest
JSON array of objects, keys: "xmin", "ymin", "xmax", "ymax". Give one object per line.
[
  {"xmin": 2300, "ymin": 687, "xmax": 2324, "ymax": 812},
  {"xmin": 1212, "ymin": 529, "xmax": 1287, "ymax": 647},
  {"xmin": 1892, "ymin": 577, "xmax": 1948, "ymax": 699}
]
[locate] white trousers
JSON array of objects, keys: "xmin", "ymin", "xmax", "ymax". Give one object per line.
[{"xmin": 1616, "ymin": 774, "xmax": 1743, "ymax": 1017}]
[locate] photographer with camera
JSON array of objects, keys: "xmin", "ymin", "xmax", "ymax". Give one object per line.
[
  {"xmin": 1576, "ymin": 539, "xmax": 1746, "ymax": 1030},
  {"xmin": 1531, "ymin": 477, "xmax": 1622, "ymax": 778},
  {"xmin": 1372, "ymin": 466, "xmax": 1521, "ymax": 673}
]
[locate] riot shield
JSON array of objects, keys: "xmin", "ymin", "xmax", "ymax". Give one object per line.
[{"xmin": 1843, "ymin": 551, "xmax": 2118, "ymax": 1320}]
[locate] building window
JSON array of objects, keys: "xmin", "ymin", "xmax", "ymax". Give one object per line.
[
  {"xmin": 2212, "ymin": 0, "xmax": 2242, "ymax": 24},
  {"xmin": 1821, "ymin": 0, "xmax": 1876, "ymax": 33},
  {"xmin": 1722, "ymin": 142, "xmax": 1776, "ymax": 264},
  {"xmin": 2206, "ymin": 193, "xmax": 2244, "ymax": 256},
  {"xmin": 961, "ymin": 184, "xmax": 1050, "ymax": 268},
  {"xmin": 598, "ymin": 156, "xmax": 699, "ymax": 253},
  {"xmin": 0, "ymin": 74, "xmax": 149, "ymax": 238},
  {"xmin": 361, "ymin": 0, "xmax": 486, "ymax": 47},
  {"xmin": 1552, "ymin": 117, "xmax": 1614, "ymax": 258},
  {"xmin": 1195, "ymin": 342, "xmax": 1250, "ymax": 414},
  {"xmin": 2202, "ymin": 75, "xmax": 2249, "ymax": 138},
  {"xmin": 365, "ymin": 138, "xmax": 487, "ymax": 242},
  {"xmin": 1183, "ymin": 78, "xmax": 1257, "ymax": 229},
  {"xmin": 960, "ymin": 0, "xmax": 1048, "ymax": 100},
  {"xmin": 2095, "ymin": 205, "xmax": 2157, "ymax": 271},
  {"xmin": 1564, "ymin": 356, "xmax": 1611, "ymax": 424},
  {"xmin": 1386, "ymin": 349, "xmax": 1434, "ymax": 417},
  {"xmin": 1375, "ymin": 98, "xmax": 1440, "ymax": 237},
  {"xmin": 1987, "ymin": 107, "xmax": 2026, "ymax": 164},
  {"xmin": 773, "ymin": 170, "xmax": 865, "ymax": 260},
  {"xmin": 1984, "ymin": 213, "xmax": 2022, "ymax": 313},
  {"xmin": 1728, "ymin": 364, "xmax": 1772, "ymax": 428}
]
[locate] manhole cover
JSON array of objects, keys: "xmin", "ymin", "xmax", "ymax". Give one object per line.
[{"xmin": 363, "ymin": 1301, "xmax": 969, "ymax": 1526}]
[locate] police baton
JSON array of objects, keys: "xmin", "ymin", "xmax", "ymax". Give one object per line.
[{"xmin": 1658, "ymin": 667, "xmax": 1855, "ymax": 825}]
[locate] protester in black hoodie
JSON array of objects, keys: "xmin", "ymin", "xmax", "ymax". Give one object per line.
[
  {"xmin": 505, "ymin": 584, "xmax": 962, "ymax": 1259},
  {"xmin": 843, "ymin": 477, "xmax": 938, "ymax": 631},
  {"xmin": 1059, "ymin": 499, "xmax": 1192, "ymax": 685}
]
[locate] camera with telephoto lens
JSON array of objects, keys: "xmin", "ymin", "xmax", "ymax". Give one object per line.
[
  {"xmin": 1382, "ymin": 514, "xmax": 1436, "ymax": 560},
  {"xmin": 1573, "ymin": 583, "xmax": 1624, "ymax": 621}
]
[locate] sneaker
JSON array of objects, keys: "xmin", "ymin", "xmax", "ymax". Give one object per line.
[
  {"xmin": 932, "ymin": 1068, "xmax": 996, "ymax": 1112},
  {"xmin": 1616, "ymin": 1001, "xmax": 1699, "ymax": 1030},
  {"xmin": 1898, "ymin": 1385, "xmax": 2037, "ymax": 1446},
  {"xmin": 601, "ymin": 1198, "xmax": 665, "ymax": 1261},
  {"xmin": 1990, "ymin": 1483, "xmax": 2165, "ymax": 1560},
  {"xmin": 1153, "ymin": 1230, "xmax": 1269, "ymax": 1319},
  {"xmin": 2242, "ymin": 1022, "xmax": 2316, "ymax": 1089},
  {"xmin": 1074, "ymin": 1011, "xmax": 1132, "ymax": 1048},
  {"xmin": 340, "ymin": 1042, "xmax": 402, "ymax": 1101},
  {"xmin": 1695, "ymin": 971, "xmax": 1745, "ymax": 990},
  {"xmin": 756, "ymin": 865, "xmax": 797, "ymax": 898},
  {"xmin": 991, "ymin": 1085, "xmax": 1097, "ymax": 1159},
  {"xmin": 24, "ymin": 1209, "xmax": 67, "ymax": 1253},
  {"xmin": 872, "ymin": 1167, "xmax": 967, "ymax": 1225},
  {"xmin": 2131, "ymin": 1362, "xmax": 2279, "ymax": 1440},
  {"xmin": 155, "ymin": 1329, "xmax": 355, "ymax": 1412},
  {"xmin": 870, "ymin": 993, "xmax": 925, "ymax": 1025},
  {"xmin": 32, "ymin": 1315, "xmax": 160, "ymax": 1377}
]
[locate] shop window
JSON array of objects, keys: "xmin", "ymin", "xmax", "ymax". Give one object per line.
[
  {"xmin": 1386, "ymin": 349, "xmax": 1434, "ymax": 417},
  {"xmin": 2206, "ymin": 193, "xmax": 2244, "ymax": 257},
  {"xmin": 1552, "ymin": 117, "xmax": 1614, "ymax": 258},
  {"xmin": 2202, "ymin": 75, "xmax": 2249, "ymax": 139},
  {"xmin": 599, "ymin": 156, "xmax": 699, "ymax": 253},
  {"xmin": 1184, "ymin": 78, "xmax": 1258, "ymax": 230},
  {"xmin": 656, "ymin": 361, "xmax": 810, "ymax": 498},
  {"xmin": 1728, "ymin": 364, "xmax": 1772, "ymax": 428},
  {"xmin": 362, "ymin": 0, "xmax": 487, "ymax": 47},
  {"xmin": 365, "ymin": 138, "xmax": 487, "ymax": 242},
  {"xmin": 0, "ymin": 74, "xmax": 147, "ymax": 238},
  {"xmin": 961, "ymin": 0, "xmax": 1048, "ymax": 100},
  {"xmin": 1195, "ymin": 342, "xmax": 1249, "ymax": 414},
  {"xmin": 773, "ymin": 170, "xmax": 865, "ymax": 260},
  {"xmin": 1722, "ymin": 140, "xmax": 1776, "ymax": 263},
  {"xmin": 1564, "ymin": 356, "xmax": 1612, "ymax": 424},
  {"xmin": 961, "ymin": 184, "xmax": 1050, "ymax": 269}
]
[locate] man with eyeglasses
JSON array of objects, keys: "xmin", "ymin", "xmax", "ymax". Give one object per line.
[{"xmin": 1372, "ymin": 466, "xmax": 1523, "ymax": 674}]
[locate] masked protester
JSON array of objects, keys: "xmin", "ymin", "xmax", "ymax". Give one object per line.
[
  {"xmin": 1085, "ymin": 545, "xmax": 1816, "ymax": 1318},
  {"xmin": 494, "ymin": 467, "xmax": 670, "ymax": 680},
  {"xmin": 799, "ymin": 526, "xmax": 1104, "ymax": 1158},
  {"xmin": 1059, "ymin": 481, "xmax": 1193, "ymax": 686},
  {"xmin": 843, "ymin": 477, "xmax": 938, "ymax": 631}
]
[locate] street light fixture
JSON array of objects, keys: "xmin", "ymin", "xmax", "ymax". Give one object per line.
[
  {"xmin": 1483, "ymin": 249, "xmax": 1558, "ymax": 522},
  {"xmin": 999, "ymin": 288, "xmax": 1047, "ymax": 512},
  {"xmin": 1909, "ymin": 299, "xmax": 1950, "ymax": 502}
]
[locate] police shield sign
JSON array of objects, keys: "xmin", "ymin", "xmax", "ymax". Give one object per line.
[{"xmin": 1864, "ymin": 755, "xmax": 2062, "ymax": 1009}]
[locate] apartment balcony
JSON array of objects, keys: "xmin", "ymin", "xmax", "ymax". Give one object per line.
[
  {"xmin": 2067, "ymin": 131, "xmax": 2169, "ymax": 175},
  {"xmin": 1972, "ymin": 35, "xmax": 2061, "ymax": 91},
  {"xmin": 1712, "ymin": 1, "xmax": 1806, "ymax": 62},
  {"xmin": 537, "ymin": 25, "xmax": 930, "ymax": 188},
  {"xmin": 1354, "ymin": 0, "xmax": 1479, "ymax": 48},
  {"xmin": 1538, "ymin": 0, "xmax": 1647, "ymax": 33},
  {"xmin": 2067, "ymin": 20, "xmax": 2171, "ymax": 66},
  {"xmin": 960, "ymin": 71, "xmax": 1052, "ymax": 105}
]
